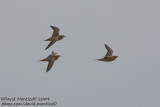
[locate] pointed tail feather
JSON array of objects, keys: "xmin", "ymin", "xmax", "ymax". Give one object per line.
[
  {"xmin": 40, "ymin": 58, "xmax": 48, "ymax": 61},
  {"xmin": 44, "ymin": 38, "xmax": 52, "ymax": 41}
]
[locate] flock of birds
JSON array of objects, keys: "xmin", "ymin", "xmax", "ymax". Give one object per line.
[{"xmin": 40, "ymin": 26, "xmax": 118, "ymax": 72}]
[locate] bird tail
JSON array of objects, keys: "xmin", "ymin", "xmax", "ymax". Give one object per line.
[
  {"xmin": 44, "ymin": 38, "xmax": 52, "ymax": 41},
  {"xmin": 40, "ymin": 58, "xmax": 48, "ymax": 62}
]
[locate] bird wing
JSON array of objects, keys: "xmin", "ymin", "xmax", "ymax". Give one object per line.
[
  {"xmin": 105, "ymin": 44, "xmax": 113, "ymax": 57},
  {"xmin": 50, "ymin": 26, "xmax": 60, "ymax": 35},
  {"xmin": 45, "ymin": 39, "xmax": 57, "ymax": 50},
  {"xmin": 52, "ymin": 51, "xmax": 57, "ymax": 56},
  {"xmin": 46, "ymin": 60, "xmax": 54, "ymax": 72}
]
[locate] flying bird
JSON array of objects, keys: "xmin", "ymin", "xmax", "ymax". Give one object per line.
[
  {"xmin": 98, "ymin": 44, "xmax": 118, "ymax": 62},
  {"xmin": 40, "ymin": 51, "xmax": 60, "ymax": 72},
  {"xmin": 45, "ymin": 26, "xmax": 65, "ymax": 50}
]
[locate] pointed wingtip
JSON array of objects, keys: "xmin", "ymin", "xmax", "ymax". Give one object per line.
[
  {"xmin": 50, "ymin": 26, "xmax": 54, "ymax": 30},
  {"xmin": 45, "ymin": 47, "xmax": 48, "ymax": 50},
  {"xmin": 50, "ymin": 26, "xmax": 55, "ymax": 29},
  {"xmin": 104, "ymin": 44, "xmax": 109, "ymax": 49}
]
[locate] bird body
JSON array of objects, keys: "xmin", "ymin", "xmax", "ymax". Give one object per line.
[
  {"xmin": 45, "ymin": 26, "xmax": 65, "ymax": 50},
  {"xmin": 98, "ymin": 44, "xmax": 118, "ymax": 62},
  {"xmin": 40, "ymin": 51, "xmax": 60, "ymax": 72},
  {"xmin": 98, "ymin": 56, "xmax": 118, "ymax": 62},
  {"xmin": 45, "ymin": 35, "xmax": 65, "ymax": 41}
]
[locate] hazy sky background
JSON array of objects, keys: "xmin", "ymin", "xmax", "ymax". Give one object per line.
[{"xmin": 0, "ymin": 0, "xmax": 160, "ymax": 107}]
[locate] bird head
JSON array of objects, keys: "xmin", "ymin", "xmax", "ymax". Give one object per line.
[
  {"xmin": 113, "ymin": 56, "xmax": 118, "ymax": 59},
  {"xmin": 54, "ymin": 55, "xmax": 60, "ymax": 60},
  {"xmin": 61, "ymin": 35, "xmax": 66, "ymax": 38}
]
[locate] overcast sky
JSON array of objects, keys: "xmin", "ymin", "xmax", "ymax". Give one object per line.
[{"xmin": 0, "ymin": 0, "xmax": 160, "ymax": 107}]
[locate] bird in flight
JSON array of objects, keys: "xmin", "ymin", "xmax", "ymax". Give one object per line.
[
  {"xmin": 98, "ymin": 44, "xmax": 118, "ymax": 62},
  {"xmin": 40, "ymin": 51, "xmax": 60, "ymax": 72},
  {"xmin": 45, "ymin": 26, "xmax": 66, "ymax": 50}
]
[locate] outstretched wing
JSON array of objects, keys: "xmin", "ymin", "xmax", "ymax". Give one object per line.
[
  {"xmin": 50, "ymin": 26, "xmax": 60, "ymax": 35},
  {"xmin": 45, "ymin": 39, "xmax": 57, "ymax": 50},
  {"xmin": 105, "ymin": 44, "xmax": 113, "ymax": 57},
  {"xmin": 46, "ymin": 60, "xmax": 54, "ymax": 72}
]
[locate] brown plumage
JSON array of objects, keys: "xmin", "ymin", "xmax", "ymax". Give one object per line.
[
  {"xmin": 40, "ymin": 51, "xmax": 60, "ymax": 72},
  {"xmin": 98, "ymin": 44, "xmax": 118, "ymax": 62},
  {"xmin": 45, "ymin": 26, "xmax": 66, "ymax": 50}
]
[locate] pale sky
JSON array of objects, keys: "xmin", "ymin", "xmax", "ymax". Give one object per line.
[{"xmin": 0, "ymin": 0, "xmax": 160, "ymax": 107}]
